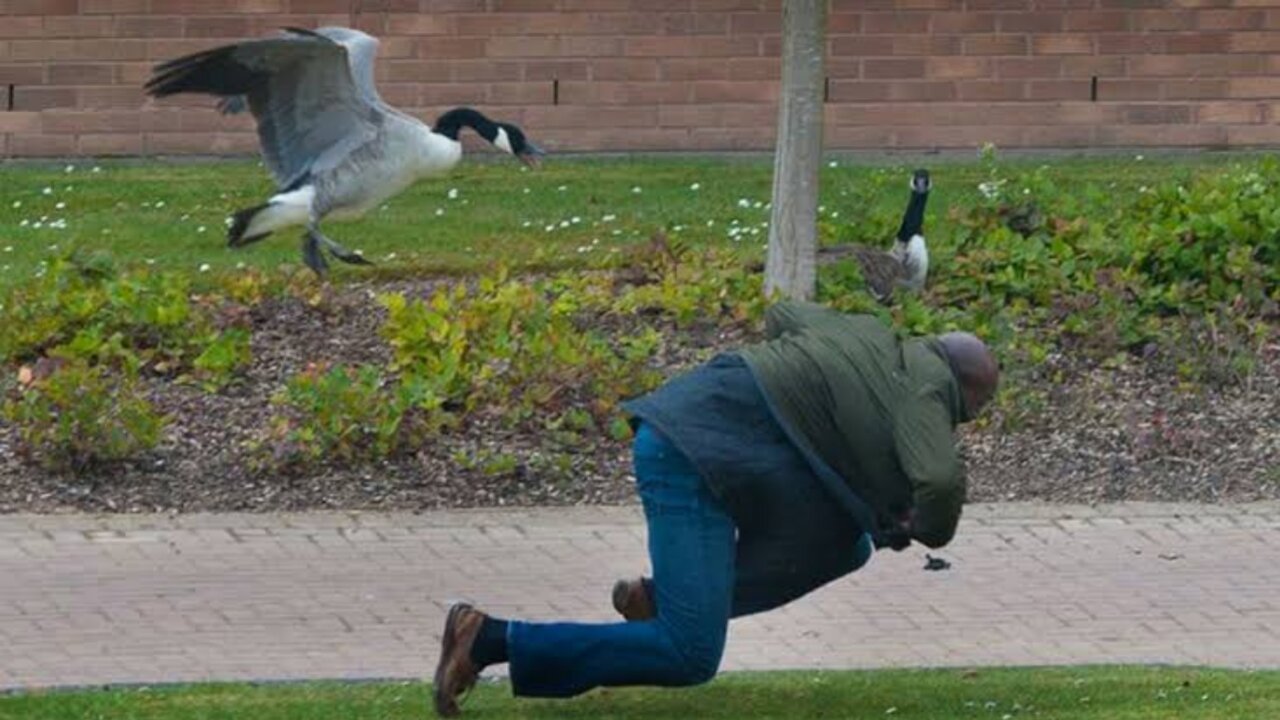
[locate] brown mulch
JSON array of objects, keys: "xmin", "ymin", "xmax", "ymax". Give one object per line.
[
  {"xmin": 964, "ymin": 342, "xmax": 1280, "ymax": 505},
  {"xmin": 0, "ymin": 278, "xmax": 1277, "ymax": 514}
]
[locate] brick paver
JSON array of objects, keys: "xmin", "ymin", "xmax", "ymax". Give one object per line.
[{"xmin": 1, "ymin": 502, "xmax": 1278, "ymax": 690}]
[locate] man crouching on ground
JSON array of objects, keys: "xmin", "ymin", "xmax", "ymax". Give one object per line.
[{"xmin": 431, "ymin": 299, "xmax": 1000, "ymax": 716}]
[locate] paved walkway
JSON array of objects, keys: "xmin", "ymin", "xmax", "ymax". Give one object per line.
[{"xmin": 1, "ymin": 502, "xmax": 1278, "ymax": 690}]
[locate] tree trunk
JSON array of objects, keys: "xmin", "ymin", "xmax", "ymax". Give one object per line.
[{"xmin": 764, "ymin": 0, "xmax": 826, "ymax": 301}]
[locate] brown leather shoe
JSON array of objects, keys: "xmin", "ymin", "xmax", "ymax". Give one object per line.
[
  {"xmin": 611, "ymin": 577, "xmax": 656, "ymax": 621},
  {"xmin": 432, "ymin": 603, "xmax": 486, "ymax": 717}
]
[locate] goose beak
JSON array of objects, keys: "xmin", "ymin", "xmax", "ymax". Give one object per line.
[{"xmin": 518, "ymin": 143, "xmax": 546, "ymax": 169}]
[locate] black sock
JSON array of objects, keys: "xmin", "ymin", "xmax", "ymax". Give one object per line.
[{"xmin": 469, "ymin": 617, "xmax": 509, "ymax": 668}]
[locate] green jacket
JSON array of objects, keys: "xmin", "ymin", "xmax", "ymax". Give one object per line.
[{"xmin": 738, "ymin": 301, "xmax": 971, "ymax": 548}]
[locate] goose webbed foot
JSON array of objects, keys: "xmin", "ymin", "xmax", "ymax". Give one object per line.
[
  {"xmin": 302, "ymin": 227, "xmax": 374, "ymax": 276},
  {"xmin": 322, "ymin": 237, "xmax": 374, "ymax": 266}
]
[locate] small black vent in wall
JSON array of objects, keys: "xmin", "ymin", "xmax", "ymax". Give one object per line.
[
  {"xmin": 6, "ymin": 85, "xmax": 13, "ymax": 112},
  {"xmin": 1091, "ymin": 76, "xmax": 1098, "ymax": 102},
  {"xmin": 553, "ymin": 78, "xmax": 559, "ymax": 106}
]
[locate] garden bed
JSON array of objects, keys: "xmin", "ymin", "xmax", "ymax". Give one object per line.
[
  {"xmin": 0, "ymin": 269, "xmax": 1275, "ymax": 514},
  {"xmin": 1, "ymin": 154, "xmax": 1277, "ymax": 513}
]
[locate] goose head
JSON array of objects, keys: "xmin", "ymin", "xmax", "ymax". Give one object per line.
[
  {"xmin": 488, "ymin": 122, "xmax": 546, "ymax": 169},
  {"xmin": 909, "ymin": 168, "xmax": 931, "ymax": 195},
  {"xmin": 433, "ymin": 107, "xmax": 546, "ymax": 168}
]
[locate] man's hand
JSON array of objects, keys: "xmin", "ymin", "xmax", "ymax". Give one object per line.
[
  {"xmin": 879, "ymin": 529, "xmax": 912, "ymax": 551},
  {"xmin": 874, "ymin": 510, "xmax": 914, "ymax": 551}
]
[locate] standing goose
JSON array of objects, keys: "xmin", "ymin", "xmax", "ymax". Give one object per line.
[
  {"xmin": 144, "ymin": 26, "xmax": 545, "ymax": 275},
  {"xmin": 820, "ymin": 168, "xmax": 931, "ymax": 303}
]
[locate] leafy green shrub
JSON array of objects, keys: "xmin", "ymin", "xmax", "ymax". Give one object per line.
[
  {"xmin": 214, "ymin": 266, "xmax": 287, "ymax": 306},
  {"xmin": 1157, "ymin": 305, "xmax": 1273, "ymax": 389},
  {"xmin": 609, "ymin": 243, "xmax": 769, "ymax": 326},
  {"xmin": 259, "ymin": 363, "xmax": 437, "ymax": 470},
  {"xmin": 816, "ymin": 152, "xmax": 1280, "ymax": 430},
  {"xmin": 0, "ymin": 249, "xmax": 253, "ymax": 388},
  {"xmin": 379, "ymin": 267, "xmax": 666, "ymax": 432},
  {"xmin": 0, "ymin": 251, "xmax": 117, "ymax": 362},
  {"xmin": 192, "ymin": 328, "xmax": 251, "ymax": 391},
  {"xmin": 453, "ymin": 448, "xmax": 522, "ymax": 477},
  {"xmin": 1123, "ymin": 161, "xmax": 1280, "ymax": 310},
  {"xmin": 253, "ymin": 249, "xmax": 764, "ymax": 472},
  {"xmin": 2, "ymin": 359, "xmax": 165, "ymax": 471}
]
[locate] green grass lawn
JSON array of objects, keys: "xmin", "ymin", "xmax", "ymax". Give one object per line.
[
  {"xmin": 1, "ymin": 667, "xmax": 1275, "ymax": 719},
  {"xmin": 0, "ymin": 151, "xmax": 1250, "ymax": 291}
]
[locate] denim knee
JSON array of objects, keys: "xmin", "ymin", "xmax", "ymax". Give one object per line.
[
  {"xmin": 679, "ymin": 649, "xmax": 722, "ymax": 686},
  {"xmin": 662, "ymin": 628, "xmax": 725, "ymax": 686},
  {"xmin": 665, "ymin": 649, "xmax": 721, "ymax": 686}
]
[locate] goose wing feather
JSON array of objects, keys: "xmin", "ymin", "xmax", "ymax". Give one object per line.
[
  {"xmin": 312, "ymin": 26, "xmax": 384, "ymax": 108},
  {"xmin": 145, "ymin": 29, "xmax": 378, "ymax": 190},
  {"xmin": 850, "ymin": 246, "xmax": 904, "ymax": 303}
]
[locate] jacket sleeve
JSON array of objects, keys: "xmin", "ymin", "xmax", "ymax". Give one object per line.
[
  {"xmin": 764, "ymin": 300, "xmax": 844, "ymax": 339},
  {"xmin": 892, "ymin": 394, "xmax": 967, "ymax": 548}
]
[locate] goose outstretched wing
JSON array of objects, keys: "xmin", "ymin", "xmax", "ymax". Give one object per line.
[
  {"xmin": 211, "ymin": 28, "xmax": 384, "ymax": 114},
  {"xmin": 145, "ymin": 28, "xmax": 379, "ymax": 190},
  {"xmin": 312, "ymin": 26, "xmax": 384, "ymax": 108}
]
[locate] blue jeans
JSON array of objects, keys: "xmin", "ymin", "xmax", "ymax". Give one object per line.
[{"xmin": 507, "ymin": 422, "xmax": 873, "ymax": 698}]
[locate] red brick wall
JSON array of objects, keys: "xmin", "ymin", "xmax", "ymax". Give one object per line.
[{"xmin": 2, "ymin": 1, "xmax": 1280, "ymax": 157}]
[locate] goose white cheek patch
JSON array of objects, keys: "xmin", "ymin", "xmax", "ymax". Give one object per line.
[{"xmin": 493, "ymin": 127, "xmax": 513, "ymax": 154}]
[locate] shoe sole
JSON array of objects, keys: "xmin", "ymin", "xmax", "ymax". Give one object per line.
[
  {"xmin": 611, "ymin": 579, "xmax": 654, "ymax": 622},
  {"xmin": 432, "ymin": 603, "xmax": 472, "ymax": 718},
  {"xmin": 611, "ymin": 580, "xmax": 631, "ymax": 619}
]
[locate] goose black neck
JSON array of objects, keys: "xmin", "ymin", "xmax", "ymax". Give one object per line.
[
  {"xmin": 896, "ymin": 189, "xmax": 929, "ymax": 242},
  {"xmin": 433, "ymin": 107, "xmax": 497, "ymax": 141}
]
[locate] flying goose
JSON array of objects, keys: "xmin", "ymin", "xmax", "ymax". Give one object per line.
[
  {"xmin": 819, "ymin": 168, "xmax": 931, "ymax": 303},
  {"xmin": 144, "ymin": 26, "xmax": 545, "ymax": 275}
]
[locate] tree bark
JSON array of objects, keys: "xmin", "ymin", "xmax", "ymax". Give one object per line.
[{"xmin": 764, "ymin": 0, "xmax": 826, "ymax": 301}]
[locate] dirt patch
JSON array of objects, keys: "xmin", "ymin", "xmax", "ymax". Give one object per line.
[
  {"xmin": 0, "ymin": 278, "xmax": 1276, "ymax": 513},
  {"xmin": 965, "ymin": 344, "xmax": 1280, "ymax": 504}
]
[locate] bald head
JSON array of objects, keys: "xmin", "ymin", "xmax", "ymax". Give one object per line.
[{"xmin": 938, "ymin": 331, "xmax": 1000, "ymax": 419}]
